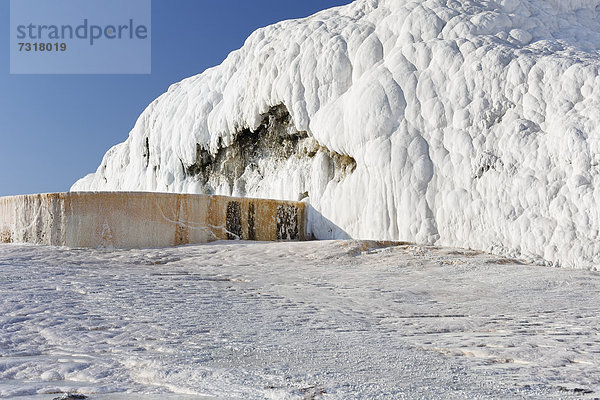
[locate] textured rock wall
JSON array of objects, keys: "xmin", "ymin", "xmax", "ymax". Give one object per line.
[
  {"xmin": 0, "ymin": 192, "xmax": 307, "ymax": 248},
  {"xmin": 72, "ymin": 0, "xmax": 600, "ymax": 267}
]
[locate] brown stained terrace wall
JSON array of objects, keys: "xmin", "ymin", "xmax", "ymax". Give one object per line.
[{"xmin": 0, "ymin": 192, "xmax": 307, "ymax": 248}]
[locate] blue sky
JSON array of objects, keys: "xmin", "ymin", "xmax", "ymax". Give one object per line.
[{"xmin": 0, "ymin": 0, "xmax": 353, "ymax": 196}]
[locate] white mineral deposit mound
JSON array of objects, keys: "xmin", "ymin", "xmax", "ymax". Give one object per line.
[{"xmin": 73, "ymin": 0, "xmax": 600, "ymax": 268}]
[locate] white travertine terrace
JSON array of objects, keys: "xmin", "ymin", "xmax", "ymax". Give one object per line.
[{"xmin": 73, "ymin": 0, "xmax": 600, "ymax": 268}]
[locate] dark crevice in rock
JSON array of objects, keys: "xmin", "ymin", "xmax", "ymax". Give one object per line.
[
  {"xmin": 226, "ymin": 201, "xmax": 242, "ymax": 240},
  {"xmin": 143, "ymin": 137, "xmax": 150, "ymax": 168},
  {"xmin": 277, "ymin": 204, "xmax": 299, "ymax": 240},
  {"xmin": 183, "ymin": 104, "xmax": 356, "ymax": 195}
]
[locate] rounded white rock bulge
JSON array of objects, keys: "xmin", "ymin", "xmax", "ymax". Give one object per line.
[{"xmin": 72, "ymin": 0, "xmax": 600, "ymax": 268}]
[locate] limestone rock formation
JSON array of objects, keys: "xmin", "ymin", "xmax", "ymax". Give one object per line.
[{"xmin": 73, "ymin": 0, "xmax": 600, "ymax": 268}]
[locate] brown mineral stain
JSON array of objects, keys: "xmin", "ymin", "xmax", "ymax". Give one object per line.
[
  {"xmin": 174, "ymin": 195, "xmax": 190, "ymax": 246},
  {"xmin": 0, "ymin": 192, "xmax": 306, "ymax": 248}
]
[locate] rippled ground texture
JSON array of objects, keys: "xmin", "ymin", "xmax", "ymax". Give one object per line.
[{"xmin": 1, "ymin": 240, "xmax": 599, "ymax": 399}]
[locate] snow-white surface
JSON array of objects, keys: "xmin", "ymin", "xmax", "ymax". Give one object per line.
[
  {"xmin": 73, "ymin": 0, "xmax": 600, "ymax": 268},
  {"xmin": 1, "ymin": 240, "xmax": 599, "ymax": 399}
]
